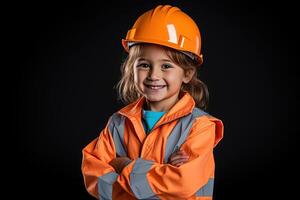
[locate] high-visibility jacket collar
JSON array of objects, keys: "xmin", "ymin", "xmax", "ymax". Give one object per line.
[{"xmin": 118, "ymin": 91, "xmax": 195, "ymax": 127}]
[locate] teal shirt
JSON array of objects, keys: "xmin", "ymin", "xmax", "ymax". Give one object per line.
[{"xmin": 142, "ymin": 110, "xmax": 165, "ymax": 134}]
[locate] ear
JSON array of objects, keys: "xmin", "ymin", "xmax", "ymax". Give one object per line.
[{"xmin": 183, "ymin": 68, "xmax": 196, "ymax": 83}]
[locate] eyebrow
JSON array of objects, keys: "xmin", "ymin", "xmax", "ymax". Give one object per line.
[{"xmin": 137, "ymin": 57, "xmax": 172, "ymax": 62}]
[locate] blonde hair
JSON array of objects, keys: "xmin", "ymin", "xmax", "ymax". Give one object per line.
[{"xmin": 116, "ymin": 44, "xmax": 209, "ymax": 109}]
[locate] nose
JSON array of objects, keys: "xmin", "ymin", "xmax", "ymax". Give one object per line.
[{"xmin": 147, "ymin": 66, "xmax": 162, "ymax": 81}]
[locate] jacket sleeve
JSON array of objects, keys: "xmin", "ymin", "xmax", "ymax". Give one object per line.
[
  {"xmin": 117, "ymin": 117, "xmax": 224, "ymax": 199},
  {"xmin": 81, "ymin": 120, "xmax": 118, "ymax": 199}
]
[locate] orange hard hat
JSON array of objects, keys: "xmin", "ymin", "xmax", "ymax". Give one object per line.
[{"xmin": 122, "ymin": 5, "xmax": 203, "ymax": 65}]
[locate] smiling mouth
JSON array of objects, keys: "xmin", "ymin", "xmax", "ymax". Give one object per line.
[{"xmin": 144, "ymin": 84, "xmax": 166, "ymax": 90}]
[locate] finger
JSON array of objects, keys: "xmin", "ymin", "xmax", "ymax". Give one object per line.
[
  {"xmin": 173, "ymin": 150, "xmax": 188, "ymax": 157},
  {"xmin": 170, "ymin": 152, "xmax": 189, "ymax": 159},
  {"xmin": 169, "ymin": 157, "xmax": 189, "ymax": 165},
  {"xmin": 170, "ymin": 158, "xmax": 189, "ymax": 166},
  {"xmin": 174, "ymin": 162, "xmax": 184, "ymax": 167},
  {"xmin": 178, "ymin": 150, "xmax": 188, "ymax": 155},
  {"xmin": 175, "ymin": 161, "xmax": 187, "ymax": 167},
  {"xmin": 169, "ymin": 154, "xmax": 189, "ymax": 162}
]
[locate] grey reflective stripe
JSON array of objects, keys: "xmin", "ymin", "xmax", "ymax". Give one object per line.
[
  {"xmin": 130, "ymin": 159, "xmax": 159, "ymax": 199},
  {"xmin": 164, "ymin": 108, "xmax": 208, "ymax": 163},
  {"xmin": 196, "ymin": 178, "xmax": 214, "ymax": 197},
  {"xmin": 108, "ymin": 113, "xmax": 127, "ymax": 157},
  {"xmin": 98, "ymin": 172, "xmax": 118, "ymax": 200}
]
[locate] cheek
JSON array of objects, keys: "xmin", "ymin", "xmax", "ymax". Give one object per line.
[
  {"xmin": 134, "ymin": 70, "xmax": 147, "ymax": 84},
  {"xmin": 165, "ymin": 73, "xmax": 184, "ymax": 86}
]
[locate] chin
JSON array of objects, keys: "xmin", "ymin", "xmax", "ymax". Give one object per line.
[
  {"xmin": 145, "ymin": 97, "xmax": 162, "ymax": 102},
  {"xmin": 144, "ymin": 94, "xmax": 164, "ymax": 102}
]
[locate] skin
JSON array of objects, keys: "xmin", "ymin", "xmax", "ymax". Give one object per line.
[
  {"xmin": 109, "ymin": 157, "xmax": 132, "ymax": 174},
  {"xmin": 110, "ymin": 44, "xmax": 195, "ymax": 172},
  {"xmin": 168, "ymin": 150, "xmax": 189, "ymax": 167},
  {"xmin": 133, "ymin": 44, "xmax": 195, "ymax": 112}
]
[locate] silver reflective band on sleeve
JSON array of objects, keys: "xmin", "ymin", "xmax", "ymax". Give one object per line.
[
  {"xmin": 98, "ymin": 172, "xmax": 118, "ymax": 200},
  {"xmin": 108, "ymin": 113, "xmax": 127, "ymax": 157},
  {"xmin": 196, "ymin": 178, "xmax": 214, "ymax": 197},
  {"xmin": 164, "ymin": 108, "xmax": 208, "ymax": 163},
  {"xmin": 130, "ymin": 158, "xmax": 160, "ymax": 199}
]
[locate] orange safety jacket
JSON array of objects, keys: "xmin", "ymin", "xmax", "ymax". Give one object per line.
[{"xmin": 82, "ymin": 92, "xmax": 224, "ymax": 200}]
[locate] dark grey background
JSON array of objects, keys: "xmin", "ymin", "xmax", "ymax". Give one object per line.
[{"xmin": 15, "ymin": 0, "xmax": 293, "ymax": 199}]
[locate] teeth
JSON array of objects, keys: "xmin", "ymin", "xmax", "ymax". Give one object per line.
[{"xmin": 148, "ymin": 85, "xmax": 164, "ymax": 89}]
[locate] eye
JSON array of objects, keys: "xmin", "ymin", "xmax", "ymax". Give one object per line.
[
  {"xmin": 137, "ymin": 63, "xmax": 150, "ymax": 68},
  {"xmin": 161, "ymin": 63, "xmax": 173, "ymax": 69}
]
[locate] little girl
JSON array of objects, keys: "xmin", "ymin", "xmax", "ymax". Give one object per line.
[{"xmin": 82, "ymin": 5, "xmax": 224, "ymax": 200}]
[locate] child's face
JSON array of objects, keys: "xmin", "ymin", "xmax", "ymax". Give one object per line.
[{"xmin": 133, "ymin": 45, "xmax": 192, "ymax": 111}]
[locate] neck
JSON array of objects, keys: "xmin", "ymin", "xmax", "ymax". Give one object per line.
[
  {"xmin": 144, "ymin": 102, "xmax": 168, "ymax": 112},
  {"xmin": 145, "ymin": 95, "xmax": 179, "ymax": 112}
]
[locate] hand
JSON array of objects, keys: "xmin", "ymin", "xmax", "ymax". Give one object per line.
[
  {"xmin": 109, "ymin": 157, "xmax": 132, "ymax": 174},
  {"xmin": 168, "ymin": 150, "xmax": 189, "ymax": 167}
]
